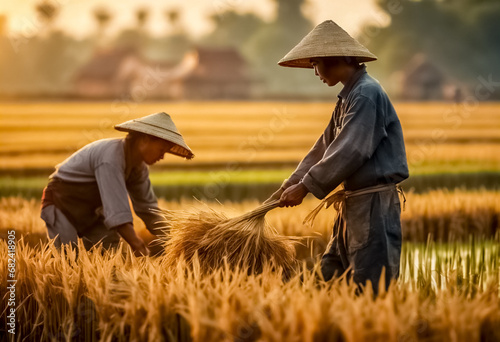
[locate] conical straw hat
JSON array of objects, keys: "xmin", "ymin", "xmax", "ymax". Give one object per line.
[
  {"xmin": 278, "ymin": 20, "xmax": 377, "ymax": 68},
  {"xmin": 115, "ymin": 112, "xmax": 194, "ymax": 160}
]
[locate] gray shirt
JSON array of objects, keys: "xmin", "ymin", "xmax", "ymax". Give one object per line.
[
  {"xmin": 51, "ymin": 138, "xmax": 162, "ymax": 232},
  {"xmin": 284, "ymin": 65, "xmax": 409, "ymax": 199}
]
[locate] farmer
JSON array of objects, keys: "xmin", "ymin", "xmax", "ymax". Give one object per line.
[
  {"xmin": 266, "ymin": 20, "xmax": 409, "ymax": 294},
  {"xmin": 40, "ymin": 112, "xmax": 194, "ymax": 256}
]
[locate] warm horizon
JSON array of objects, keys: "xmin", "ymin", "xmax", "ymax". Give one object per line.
[
  {"xmin": 0, "ymin": 0, "xmax": 385, "ymax": 39},
  {"xmin": 1, "ymin": 1, "xmax": 500, "ymax": 340}
]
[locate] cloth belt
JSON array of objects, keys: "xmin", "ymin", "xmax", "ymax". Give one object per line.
[
  {"xmin": 303, "ymin": 183, "xmax": 405, "ymax": 227},
  {"xmin": 41, "ymin": 178, "xmax": 104, "ymax": 235}
]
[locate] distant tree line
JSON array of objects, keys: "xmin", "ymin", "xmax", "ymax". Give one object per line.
[
  {"xmin": 363, "ymin": 0, "xmax": 500, "ymax": 99},
  {"xmin": 0, "ymin": 0, "xmax": 498, "ymax": 99}
]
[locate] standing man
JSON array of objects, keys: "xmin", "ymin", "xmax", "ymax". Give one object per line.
[
  {"xmin": 41, "ymin": 112, "xmax": 194, "ymax": 256},
  {"xmin": 266, "ymin": 20, "xmax": 409, "ymax": 294}
]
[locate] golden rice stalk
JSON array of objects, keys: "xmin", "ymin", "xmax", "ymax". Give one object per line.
[{"xmin": 160, "ymin": 200, "xmax": 298, "ymax": 274}]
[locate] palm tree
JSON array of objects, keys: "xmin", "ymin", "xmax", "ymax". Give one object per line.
[
  {"xmin": 35, "ymin": 1, "xmax": 59, "ymax": 36},
  {"xmin": 93, "ymin": 7, "xmax": 112, "ymax": 33},
  {"xmin": 136, "ymin": 8, "xmax": 149, "ymax": 30}
]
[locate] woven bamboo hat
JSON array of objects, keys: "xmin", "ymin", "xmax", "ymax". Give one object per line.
[
  {"xmin": 278, "ymin": 20, "xmax": 377, "ymax": 68},
  {"xmin": 115, "ymin": 112, "xmax": 194, "ymax": 160}
]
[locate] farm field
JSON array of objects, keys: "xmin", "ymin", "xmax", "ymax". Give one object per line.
[
  {"xmin": 1, "ymin": 101, "xmax": 499, "ymax": 174},
  {"xmin": 1, "ymin": 193, "xmax": 500, "ymax": 341},
  {"xmin": 1, "ymin": 240, "xmax": 500, "ymax": 341},
  {"xmin": 2, "ymin": 101, "xmax": 500, "ymax": 200},
  {"xmin": 1, "ymin": 101, "xmax": 499, "ymax": 341},
  {"xmin": 2, "ymin": 190, "xmax": 500, "ymax": 246}
]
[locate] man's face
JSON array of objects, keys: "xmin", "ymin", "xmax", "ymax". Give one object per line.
[
  {"xmin": 310, "ymin": 57, "xmax": 343, "ymax": 87},
  {"xmin": 139, "ymin": 136, "xmax": 174, "ymax": 165}
]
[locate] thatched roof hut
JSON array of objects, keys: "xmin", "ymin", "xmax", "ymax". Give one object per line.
[
  {"xmin": 73, "ymin": 47, "xmax": 145, "ymax": 98},
  {"xmin": 400, "ymin": 54, "xmax": 446, "ymax": 100},
  {"xmin": 167, "ymin": 47, "xmax": 253, "ymax": 99}
]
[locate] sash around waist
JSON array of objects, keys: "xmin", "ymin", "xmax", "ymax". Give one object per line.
[
  {"xmin": 41, "ymin": 178, "xmax": 104, "ymax": 235},
  {"xmin": 303, "ymin": 183, "xmax": 404, "ymax": 226},
  {"xmin": 345, "ymin": 183, "xmax": 397, "ymax": 198}
]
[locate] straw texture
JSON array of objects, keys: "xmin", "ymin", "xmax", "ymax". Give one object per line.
[
  {"xmin": 160, "ymin": 201, "xmax": 297, "ymax": 274},
  {"xmin": 115, "ymin": 112, "xmax": 194, "ymax": 159},
  {"xmin": 278, "ymin": 20, "xmax": 377, "ymax": 68}
]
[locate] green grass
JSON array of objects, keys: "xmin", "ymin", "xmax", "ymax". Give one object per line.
[
  {"xmin": 1, "ymin": 166, "xmax": 500, "ymax": 192},
  {"xmin": 409, "ymin": 160, "xmax": 500, "ymax": 175},
  {"xmin": 400, "ymin": 237, "xmax": 500, "ymax": 295},
  {"xmin": 149, "ymin": 168, "xmax": 294, "ymax": 185},
  {"xmin": 0, "ymin": 169, "xmax": 295, "ymax": 190}
]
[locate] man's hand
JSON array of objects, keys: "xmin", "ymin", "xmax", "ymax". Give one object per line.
[
  {"xmin": 279, "ymin": 183, "xmax": 309, "ymax": 207},
  {"xmin": 263, "ymin": 187, "xmax": 285, "ymax": 204},
  {"xmin": 115, "ymin": 223, "xmax": 150, "ymax": 257},
  {"xmin": 130, "ymin": 238, "xmax": 150, "ymax": 257}
]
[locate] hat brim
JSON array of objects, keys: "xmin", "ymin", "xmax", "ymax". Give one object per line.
[
  {"xmin": 277, "ymin": 20, "xmax": 378, "ymax": 69},
  {"xmin": 278, "ymin": 54, "xmax": 377, "ymax": 69},
  {"xmin": 115, "ymin": 122, "xmax": 194, "ymax": 160}
]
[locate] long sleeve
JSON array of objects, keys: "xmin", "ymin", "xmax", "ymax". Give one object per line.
[
  {"xmin": 302, "ymin": 94, "xmax": 388, "ymax": 199},
  {"xmin": 282, "ymin": 111, "xmax": 336, "ymax": 189},
  {"xmin": 127, "ymin": 166, "xmax": 164, "ymax": 236},
  {"xmin": 94, "ymin": 162, "xmax": 134, "ymax": 229}
]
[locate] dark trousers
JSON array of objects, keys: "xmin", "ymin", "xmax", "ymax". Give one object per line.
[
  {"xmin": 320, "ymin": 188, "xmax": 402, "ymax": 295},
  {"xmin": 41, "ymin": 204, "xmax": 121, "ymax": 251}
]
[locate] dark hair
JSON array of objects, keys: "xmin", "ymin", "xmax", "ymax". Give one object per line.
[
  {"xmin": 125, "ymin": 131, "xmax": 163, "ymax": 143},
  {"xmin": 125, "ymin": 132, "xmax": 175, "ymax": 152},
  {"xmin": 126, "ymin": 131, "xmax": 147, "ymax": 143},
  {"xmin": 323, "ymin": 56, "xmax": 361, "ymax": 68}
]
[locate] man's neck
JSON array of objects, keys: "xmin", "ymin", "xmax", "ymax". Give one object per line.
[
  {"xmin": 124, "ymin": 138, "xmax": 143, "ymax": 168},
  {"xmin": 340, "ymin": 65, "xmax": 359, "ymax": 86}
]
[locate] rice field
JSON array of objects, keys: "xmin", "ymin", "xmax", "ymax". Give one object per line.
[
  {"xmin": 1, "ymin": 240, "xmax": 499, "ymax": 342},
  {"xmin": 1, "ymin": 101, "xmax": 499, "ymax": 341},
  {"xmin": 1, "ymin": 102, "xmax": 499, "ymax": 174},
  {"xmin": 1, "ymin": 193, "xmax": 499, "ymax": 341},
  {"xmin": 2, "ymin": 189, "xmax": 500, "ymax": 246}
]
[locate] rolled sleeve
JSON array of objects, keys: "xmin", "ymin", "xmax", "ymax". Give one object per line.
[
  {"xmin": 303, "ymin": 95, "xmax": 387, "ymax": 199},
  {"xmin": 104, "ymin": 212, "xmax": 133, "ymax": 229},
  {"xmin": 95, "ymin": 162, "xmax": 133, "ymax": 229},
  {"xmin": 301, "ymin": 174, "xmax": 329, "ymax": 199}
]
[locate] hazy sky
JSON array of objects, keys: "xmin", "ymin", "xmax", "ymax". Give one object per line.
[{"xmin": 0, "ymin": 0, "xmax": 388, "ymax": 39}]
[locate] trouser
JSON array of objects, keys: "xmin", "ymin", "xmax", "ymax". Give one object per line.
[
  {"xmin": 41, "ymin": 204, "xmax": 121, "ymax": 251},
  {"xmin": 320, "ymin": 187, "xmax": 402, "ymax": 295}
]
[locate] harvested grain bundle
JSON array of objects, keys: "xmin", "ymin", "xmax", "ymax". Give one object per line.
[{"xmin": 160, "ymin": 200, "xmax": 297, "ymax": 274}]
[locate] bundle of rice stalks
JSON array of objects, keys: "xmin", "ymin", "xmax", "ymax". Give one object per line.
[{"xmin": 160, "ymin": 200, "xmax": 298, "ymax": 274}]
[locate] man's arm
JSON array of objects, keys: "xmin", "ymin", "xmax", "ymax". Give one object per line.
[
  {"xmin": 264, "ymin": 115, "xmax": 335, "ymax": 203},
  {"xmin": 93, "ymin": 163, "xmax": 150, "ymax": 255},
  {"xmin": 127, "ymin": 166, "xmax": 165, "ymax": 237},
  {"xmin": 301, "ymin": 94, "xmax": 387, "ymax": 199}
]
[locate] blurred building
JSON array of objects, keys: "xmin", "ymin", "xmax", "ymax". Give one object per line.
[
  {"xmin": 72, "ymin": 46, "xmax": 253, "ymax": 100},
  {"xmin": 399, "ymin": 54, "xmax": 446, "ymax": 101},
  {"xmin": 73, "ymin": 47, "xmax": 146, "ymax": 98},
  {"xmin": 165, "ymin": 47, "xmax": 253, "ymax": 99}
]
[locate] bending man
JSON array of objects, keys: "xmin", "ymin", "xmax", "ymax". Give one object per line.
[{"xmin": 41, "ymin": 112, "xmax": 194, "ymax": 256}]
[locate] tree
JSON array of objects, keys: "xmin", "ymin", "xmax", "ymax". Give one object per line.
[
  {"xmin": 361, "ymin": 0, "xmax": 500, "ymax": 98},
  {"xmin": 93, "ymin": 7, "xmax": 112, "ymax": 34},
  {"xmin": 35, "ymin": 1, "xmax": 59, "ymax": 37},
  {"xmin": 36, "ymin": 1, "xmax": 58, "ymax": 25},
  {"xmin": 243, "ymin": 0, "xmax": 319, "ymax": 97},
  {"xmin": 202, "ymin": 11, "xmax": 265, "ymax": 48},
  {"xmin": 136, "ymin": 7, "xmax": 149, "ymax": 29},
  {"xmin": 145, "ymin": 8, "xmax": 192, "ymax": 62},
  {"xmin": 115, "ymin": 7, "xmax": 151, "ymax": 50}
]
